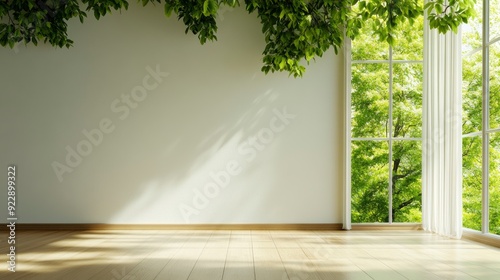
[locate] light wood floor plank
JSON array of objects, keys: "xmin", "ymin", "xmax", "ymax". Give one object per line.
[
  {"xmin": 40, "ymin": 231, "xmax": 120, "ymax": 280},
  {"xmin": 0, "ymin": 231, "xmax": 80, "ymax": 280},
  {"xmin": 364, "ymin": 248, "xmax": 442, "ymax": 280},
  {"xmin": 309, "ymin": 259, "xmax": 373, "ymax": 280},
  {"xmin": 153, "ymin": 232, "xmax": 212, "ymax": 280},
  {"xmin": 253, "ymin": 248, "xmax": 289, "ymax": 280},
  {"xmin": 1, "ymin": 229, "xmax": 500, "ymax": 280},
  {"xmin": 278, "ymin": 248, "xmax": 322, "ymax": 280},
  {"xmin": 119, "ymin": 231, "xmax": 192, "ymax": 280},
  {"xmin": 75, "ymin": 230, "xmax": 159, "ymax": 280},
  {"xmin": 222, "ymin": 248, "xmax": 254, "ymax": 280},
  {"xmin": 187, "ymin": 248, "xmax": 227, "ymax": 280}
]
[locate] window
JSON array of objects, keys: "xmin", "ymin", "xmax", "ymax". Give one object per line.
[
  {"xmin": 348, "ymin": 4, "xmax": 424, "ymax": 223},
  {"xmin": 462, "ymin": 0, "xmax": 500, "ymax": 235}
]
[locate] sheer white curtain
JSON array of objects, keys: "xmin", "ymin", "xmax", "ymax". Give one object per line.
[{"xmin": 422, "ymin": 8, "xmax": 463, "ymax": 238}]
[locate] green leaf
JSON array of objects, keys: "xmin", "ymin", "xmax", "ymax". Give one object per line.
[
  {"xmin": 164, "ymin": 3, "xmax": 173, "ymax": 17},
  {"xmin": 203, "ymin": 0, "xmax": 209, "ymax": 15},
  {"xmin": 279, "ymin": 9, "xmax": 285, "ymax": 20},
  {"xmin": 305, "ymin": 49, "xmax": 313, "ymax": 61}
]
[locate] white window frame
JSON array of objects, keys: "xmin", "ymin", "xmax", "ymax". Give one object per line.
[
  {"xmin": 345, "ymin": 41, "xmax": 424, "ymax": 225},
  {"xmin": 462, "ymin": 0, "xmax": 500, "ymax": 235}
]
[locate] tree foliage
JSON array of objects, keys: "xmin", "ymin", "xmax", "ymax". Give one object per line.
[
  {"xmin": 424, "ymin": 0, "xmax": 476, "ymax": 33},
  {"xmin": 0, "ymin": 0, "xmax": 475, "ymax": 77}
]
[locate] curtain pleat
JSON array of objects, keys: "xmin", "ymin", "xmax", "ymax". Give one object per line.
[{"xmin": 422, "ymin": 9, "xmax": 463, "ymax": 238}]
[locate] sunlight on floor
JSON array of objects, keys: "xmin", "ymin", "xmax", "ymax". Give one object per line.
[{"xmin": 2, "ymin": 230, "xmax": 500, "ymax": 280}]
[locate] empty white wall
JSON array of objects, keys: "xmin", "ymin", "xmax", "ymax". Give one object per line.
[{"xmin": 0, "ymin": 3, "xmax": 344, "ymax": 224}]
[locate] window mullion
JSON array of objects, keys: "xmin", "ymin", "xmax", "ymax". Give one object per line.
[
  {"xmin": 388, "ymin": 46, "xmax": 394, "ymax": 224},
  {"xmin": 344, "ymin": 36, "xmax": 353, "ymax": 229},
  {"xmin": 481, "ymin": 0, "xmax": 490, "ymax": 234}
]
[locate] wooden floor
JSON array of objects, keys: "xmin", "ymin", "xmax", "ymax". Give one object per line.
[{"xmin": 1, "ymin": 230, "xmax": 499, "ymax": 280}]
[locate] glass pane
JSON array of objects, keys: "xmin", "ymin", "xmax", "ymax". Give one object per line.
[
  {"xmin": 490, "ymin": 42, "xmax": 500, "ymax": 129},
  {"xmin": 490, "ymin": 0, "xmax": 500, "ymax": 41},
  {"xmin": 490, "ymin": 133, "xmax": 500, "ymax": 235},
  {"xmin": 463, "ymin": 136, "xmax": 483, "ymax": 231},
  {"xmin": 462, "ymin": 51, "xmax": 483, "ymax": 134},
  {"xmin": 351, "ymin": 63, "xmax": 389, "ymax": 138},
  {"xmin": 392, "ymin": 64, "xmax": 423, "ymax": 138},
  {"xmin": 461, "ymin": 0, "xmax": 483, "ymax": 55},
  {"xmin": 351, "ymin": 16, "xmax": 389, "ymax": 61},
  {"xmin": 351, "ymin": 141, "xmax": 389, "ymax": 223},
  {"xmin": 392, "ymin": 141, "xmax": 422, "ymax": 222},
  {"xmin": 392, "ymin": 11, "xmax": 424, "ymax": 61}
]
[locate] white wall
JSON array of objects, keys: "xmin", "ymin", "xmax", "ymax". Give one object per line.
[{"xmin": 0, "ymin": 3, "xmax": 344, "ymax": 224}]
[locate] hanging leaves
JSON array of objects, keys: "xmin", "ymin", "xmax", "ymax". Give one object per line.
[{"xmin": 0, "ymin": 0, "xmax": 475, "ymax": 77}]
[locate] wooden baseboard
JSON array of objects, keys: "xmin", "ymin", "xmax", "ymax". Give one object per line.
[
  {"xmin": 351, "ymin": 223, "xmax": 422, "ymax": 230},
  {"xmin": 462, "ymin": 229, "xmax": 500, "ymax": 248},
  {"xmin": 8, "ymin": 223, "xmax": 344, "ymax": 231},
  {"xmin": 7, "ymin": 223, "xmax": 428, "ymax": 231}
]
